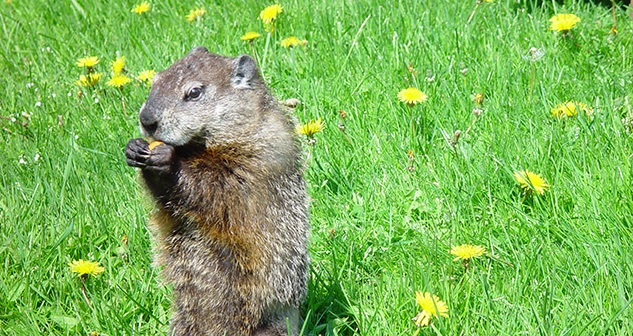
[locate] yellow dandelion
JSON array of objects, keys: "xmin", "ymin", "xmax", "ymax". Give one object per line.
[
  {"xmin": 296, "ymin": 118, "xmax": 324, "ymax": 137},
  {"xmin": 549, "ymin": 13, "xmax": 581, "ymax": 32},
  {"xmin": 111, "ymin": 56, "xmax": 125, "ymax": 74},
  {"xmin": 138, "ymin": 69, "xmax": 156, "ymax": 83},
  {"xmin": 281, "ymin": 36, "xmax": 308, "ymax": 48},
  {"xmin": 259, "ymin": 4, "xmax": 283, "ymax": 25},
  {"xmin": 106, "ymin": 74, "xmax": 132, "ymax": 88},
  {"xmin": 131, "ymin": 1, "xmax": 150, "ymax": 14},
  {"xmin": 241, "ymin": 31, "xmax": 262, "ymax": 41},
  {"xmin": 473, "ymin": 92, "xmax": 484, "ymax": 105},
  {"xmin": 414, "ymin": 292, "xmax": 449, "ymax": 327},
  {"xmin": 551, "ymin": 101, "xmax": 591, "ymax": 119},
  {"xmin": 186, "ymin": 7, "xmax": 206, "ymax": 22},
  {"xmin": 75, "ymin": 73, "xmax": 103, "ymax": 87},
  {"xmin": 76, "ymin": 56, "xmax": 99, "ymax": 68},
  {"xmin": 397, "ymin": 87, "xmax": 428, "ymax": 106},
  {"xmin": 450, "ymin": 244, "xmax": 486, "ymax": 261},
  {"xmin": 514, "ymin": 170, "xmax": 549, "ymax": 195},
  {"xmin": 68, "ymin": 259, "xmax": 104, "ymax": 277}
]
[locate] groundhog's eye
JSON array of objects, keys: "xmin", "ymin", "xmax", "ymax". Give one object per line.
[{"xmin": 185, "ymin": 86, "xmax": 204, "ymax": 101}]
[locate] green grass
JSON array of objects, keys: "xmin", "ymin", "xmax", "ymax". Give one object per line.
[{"xmin": 2, "ymin": 0, "xmax": 633, "ymax": 335}]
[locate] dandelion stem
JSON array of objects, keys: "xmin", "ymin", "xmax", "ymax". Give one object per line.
[
  {"xmin": 301, "ymin": 145, "xmax": 312, "ymax": 172},
  {"xmin": 249, "ymin": 40, "xmax": 258, "ymax": 63},
  {"xmin": 464, "ymin": 115, "xmax": 478, "ymax": 136},
  {"xmin": 409, "ymin": 105, "xmax": 415, "ymax": 148},
  {"xmin": 611, "ymin": 0, "xmax": 617, "ymax": 32},
  {"xmin": 80, "ymin": 278, "xmax": 92, "ymax": 306},
  {"xmin": 121, "ymin": 95, "xmax": 128, "ymax": 117},
  {"xmin": 339, "ymin": 128, "xmax": 352, "ymax": 145},
  {"xmin": 528, "ymin": 63, "xmax": 535, "ymax": 102},
  {"xmin": 466, "ymin": 1, "xmax": 480, "ymax": 24},
  {"xmin": 261, "ymin": 32, "xmax": 272, "ymax": 79},
  {"xmin": 334, "ymin": 14, "xmax": 370, "ymax": 85}
]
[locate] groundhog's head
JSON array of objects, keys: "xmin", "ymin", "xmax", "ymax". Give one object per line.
[{"xmin": 139, "ymin": 47, "xmax": 269, "ymax": 146}]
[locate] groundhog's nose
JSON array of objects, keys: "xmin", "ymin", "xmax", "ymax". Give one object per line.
[{"xmin": 139, "ymin": 104, "xmax": 158, "ymax": 135}]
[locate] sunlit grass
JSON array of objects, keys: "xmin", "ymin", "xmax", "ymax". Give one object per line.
[{"xmin": 1, "ymin": 0, "xmax": 633, "ymax": 335}]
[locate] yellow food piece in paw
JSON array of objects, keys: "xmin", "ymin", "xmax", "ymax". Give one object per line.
[{"xmin": 148, "ymin": 140, "xmax": 164, "ymax": 150}]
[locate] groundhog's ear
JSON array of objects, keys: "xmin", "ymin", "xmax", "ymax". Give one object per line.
[
  {"xmin": 231, "ymin": 55, "xmax": 259, "ymax": 89},
  {"xmin": 191, "ymin": 46, "xmax": 209, "ymax": 54}
]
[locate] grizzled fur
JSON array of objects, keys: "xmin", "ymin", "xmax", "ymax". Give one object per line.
[{"xmin": 125, "ymin": 47, "xmax": 309, "ymax": 336}]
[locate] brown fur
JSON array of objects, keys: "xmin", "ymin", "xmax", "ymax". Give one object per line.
[{"xmin": 125, "ymin": 47, "xmax": 309, "ymax": 336}]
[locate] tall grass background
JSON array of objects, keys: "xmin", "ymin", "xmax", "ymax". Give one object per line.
[{"xmin": 1, "ymin": 0, "xmax": 633, "ymax": 334}]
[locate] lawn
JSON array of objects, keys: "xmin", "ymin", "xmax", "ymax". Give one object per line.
[{"xmin": 1, "ymin": 0, "xmax": 633, "ymax": 335}]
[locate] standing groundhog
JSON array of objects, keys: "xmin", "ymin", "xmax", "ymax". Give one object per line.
[{"xmin": 124, "ymin": 46, "xmax": 309, "ymax": 336}]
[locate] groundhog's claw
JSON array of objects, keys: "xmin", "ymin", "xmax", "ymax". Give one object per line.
[
  {"xmin": 125, "ymin": 138, "xmax": 150, "ymax": 168},
  {"xmin": 125, "ymin": 138, "xmax": 175, "ymax": 173},
  {"xmin": 145, "ymin": 143, "xmax": 175, "ymax": 173}
]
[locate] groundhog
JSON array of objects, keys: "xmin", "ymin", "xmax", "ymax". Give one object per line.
[{"xmin": 124, "ymin": 46, "xmax": 310, "ymax": 336}]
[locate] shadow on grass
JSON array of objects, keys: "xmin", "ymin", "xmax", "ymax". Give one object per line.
[{"xmin": 301, "ymin": 238, "xmax": 358, "ymax": 336}]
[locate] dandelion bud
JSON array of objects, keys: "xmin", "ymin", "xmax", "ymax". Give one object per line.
[
  {"xmin": 407, "ymin": 62, "xmax": 417, "ymax": 77},
  {"xmin": 523, "ymin": 47, "xmax": 545, "ymax": 62},
  {"xmin": 459, "ymin": 62, "xmax": 468, "ymax": 76},
  {"xmin": 425, "ymin": 69, "xmax": 435, "ymax": 82},
  {"xmin": 472, "ymin": 108, "xmax": 483, "ymax": 116},
  {"xmin": 282, "ymin": 98, "xmax": 301, "ymax": 108},
  {"xmin": 451, "ymin": 130, "xmax": 461, "ymax": 146},
  {"xmin": 473, "ymin": 93, "xmax": 484, "ymax": 105}
]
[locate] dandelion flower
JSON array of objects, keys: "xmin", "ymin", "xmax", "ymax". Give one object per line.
[
  {"xmin": 241, "ymin": 31, "xmax": 262, "ymax": 41},
  {"xmin": 131, "ymin": 1, "xmax": 150, "ymax": 14},
  {"xmin": 186, "ymin": 7, "xmax": 206, "ymax": 22},
  {"xmin": 473, "ymin": 93, "xmax": 484, "ymax": 105},
  {"xmin": 106, "ymin": 74, "xmax": 132, "ymax": 88},
  {"xmin": 514, "ymin": 170, "xmax": 549, "ymax": 195},
  {"xmin": 111, "ymin": 56, "xmax": 125, "ymax": 74},
  {"xmin": 69, "ymin": 259, "xmax": 104, "ymax": 277},
  {"xmin": 549, "ymin": 13, "xmax": 581, "ymax": 32},
  {"xmin": 76, "ymin": 56, "xmax": 99, "ymax": 68},
  {"xmin": 138, "ymin": 69, "xmax": 156, "ymax": 83},
  {"xmin": 259, "ymin": 4, "xmax": 282, "ymax": 25},
  {"xmin": 75, "ymin": 73, "xmax": 103, "ymax": 87},
  {"xmin": 551, "ymin": 101, "xmax": 591, "ymax": 119},
  {"xmin": 413, "ymin": 292, "xmax": 449, "ymax": 327},
  {"xmin": 397, "ymin": 87, "xmax": 428, "ymax": 106},
  {"xmin": 296, "ymin": 118, "xmax": 324, "ymax": 137},
  {"xmin": 450, "ymin": 244, "xmax": 486, "ymax": 261},
  {"xmin": 281, "ymin": 36, "xmax": 308, "ymax": 48}
]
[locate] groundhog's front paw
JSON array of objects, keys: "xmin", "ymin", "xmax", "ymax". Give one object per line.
[
  {"xmin": 125, "ymin": 138, "xmax": 175, "ymax": 173},
  {"xmin": 125, "ymin": 138, "xmax": 150, "ymax": 168}
]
